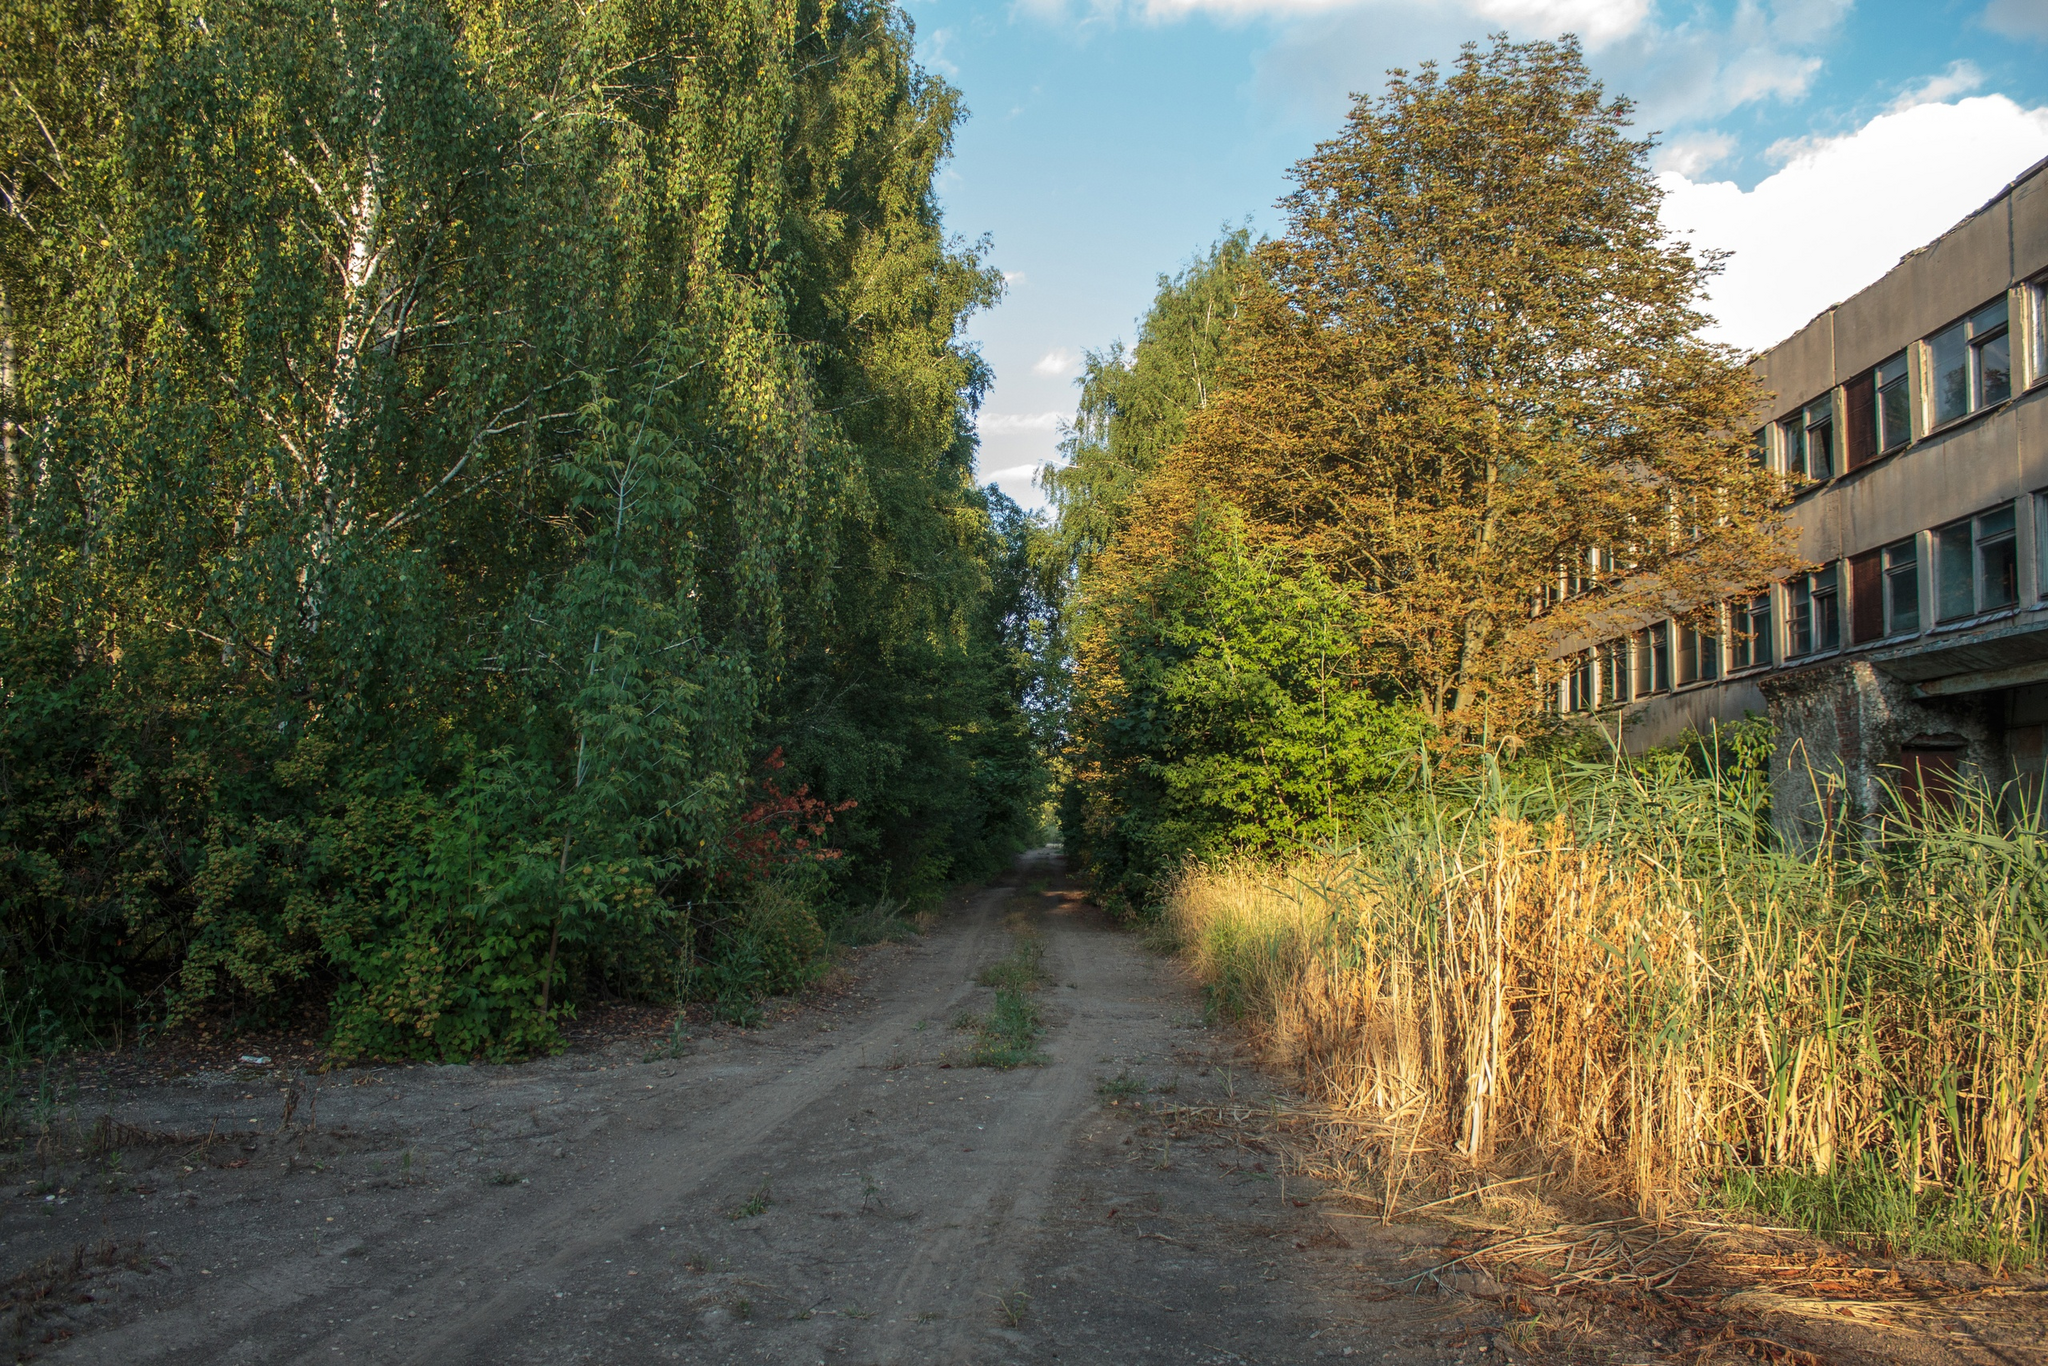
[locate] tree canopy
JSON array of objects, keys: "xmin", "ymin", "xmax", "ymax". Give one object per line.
[{"xmin": 0, "ymin": 0, "xmax": 1048, "ymax": 1056}]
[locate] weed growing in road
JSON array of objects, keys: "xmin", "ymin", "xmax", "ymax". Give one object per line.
[
  {"xmin": 733, "ymin": 1296, "xmax": 752, "ymax": 1320},
  {"xmin": 964, "ymin": 926, "xmax": 1048, "ymax": 1068},
  {"xmin": 684, "ymin": 1252, "xmax": 707, "ymax": 1273},
  {"xmin": 642, "ymin": 1017, "xmax": 692, "ymax": 1063},
  {"xmin": 990, "ymin": 1286, "xmax": 1031, "ymax": 1327},
  {"xmin": 487, "ymin": 1170, "xmax": 522, "ymax": 1186},
  {"xmin": 976, "ymin": 933, "xmax": 1046, "ymax": 992},
  {"xmin": 916, "ymin": 1310, "xmax": 940, "ymax": 1323},
  {"xmin": 728, "ymin": 1177, "xmax": 772, "ymax": 1220},
  {"xmin": 845, "ymin": 1303, "xmax": 876, "ymax": 1321},
  {"xmin": 1097, "ymin": 1071, "xmax": 1144, "ymax": 1103},
  {"xmin": 967, "ymin": 990, "xmax": 1043, "ymax": 1069}
]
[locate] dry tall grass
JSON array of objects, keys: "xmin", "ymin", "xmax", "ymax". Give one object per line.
[{"xmin": 1166, "ymin": 744, "xmax": 2048, "ymax": 1259}]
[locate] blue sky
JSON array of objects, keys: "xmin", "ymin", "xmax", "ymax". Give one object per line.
[{"xmin": 899, "ymin": 0, "xmax": 2048, "ymax": 510}]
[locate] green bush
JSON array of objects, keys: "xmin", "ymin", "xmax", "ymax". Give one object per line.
[{"xmin": 742, "ymin": 885, "xmax": 827, "ymax": 998}]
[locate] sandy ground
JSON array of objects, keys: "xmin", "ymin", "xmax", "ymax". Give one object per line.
[{"xmin": 0, "ymin": 854, "xmax": 1485, "ymax": 1365}]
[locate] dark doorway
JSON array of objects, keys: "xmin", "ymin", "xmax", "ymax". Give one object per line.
[{"xmin": 1896, "ymin": 744, "xmax": 1963, "ymax": 815}]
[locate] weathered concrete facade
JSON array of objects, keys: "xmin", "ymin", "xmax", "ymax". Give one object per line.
[{"xmin": 1556, "ymin": 155, "xmax": 2048, "ymax": 833}]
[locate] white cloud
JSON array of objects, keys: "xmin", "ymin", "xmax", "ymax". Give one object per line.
[
  {"xmin": 920, "ymin": 27, "xmax": 961, "ymax": 77},
  {"xmin": 1003, "ymin": 270, "xmax": 1028, "ymax": 286},
  {"xmin": 977, "ymin": 410, "xmax": 1066, "ymax": 434},
  {"xmin": 1247, "ymin": 0, "xmax": 1847, "ymax": 133},
  {"xmin": 1659, "ymin": 94, "xmax": 2048, "ymax": 351},
  {"xmin": 1653, "ymin": 131, "xmax": 1736, "ymax": 179},
  {"xmin": 1983, "ymin": 0, "xmax": 2048, "ymax": 40},
  {"xmin": 1025, "ymin": 0, "xmax": 1649, "ymax": 45},
  {"xmin": 1031, "ymin": 348, "xmax": 1083, "ymax": 377},
  {"xmin": 1887, "ymin": 60, "xmax": 1985, "ymax": 113}
]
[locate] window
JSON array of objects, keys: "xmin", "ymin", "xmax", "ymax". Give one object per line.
[
  {"xmin": 1883, "ymin": 537, "xmax": 1920, "ymax": 635},
  {"xmin": 1730, "ymin": 593, "xmax": 1773, "ymax": 670},
  {"xmin": 1936, "ymin": 504, "xmax": 2017, "ymax": 621},
  {"xmin": 1976, "ymin": 300, "xmax": 2013, "ymax": 409},
  {"xmin": 1845, "ymin": 356, "xmax": 1909, "ymax": 470},
  {"xmin": 2032, "ymin": 281, "xmax": 2047, "ymax": 390},
  {"xmin": 1980, "ymin": 504, "xmax": 2018, "ymax": 609},
  {"xmin": 1678, "ymin": 620, "xmax": 1721, "ymax": 685},
  {"xmin": 1634, "ymin": 622, "xmax": 1671, "ymax": 695},
  {"xmin": 1929, "ymin": 297, "xmax": 2012, "ymax": 427},
  {"xmin": 1790, "ymin": 565, "xmax": 1840, "ymax": 656},
  {"xmin": 1568, "ymin": 652, "xmax": 1594, "ymax": 712},
  {"xmin": 1877, "ymin": 353, "xmax": 1911, "ymax": 453},
  {"xmin": 1598, "ymin": 638, "xmax": 1629, "ymax": 706},
  {"xmin": 1781, "ymin": 395, "xmax": 1835, "ymax": 480},
  {"xmin": 2036, "ymin": 493, "xmax": 2048, "ymax": 600}
]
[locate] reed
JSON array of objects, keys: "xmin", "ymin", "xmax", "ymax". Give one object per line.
[{"xmin": 1165, "ymin": 740, "xmax": 2048, "ymax": 1265}]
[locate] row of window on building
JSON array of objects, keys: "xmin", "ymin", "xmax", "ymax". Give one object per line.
[
  {"xmin": 1761, "ymin": 286, "xmax": 2028, "ymax": 481},
  {"xmin": 1552, "ymin": 494, "xmax": 2043, "ymax": 713}
]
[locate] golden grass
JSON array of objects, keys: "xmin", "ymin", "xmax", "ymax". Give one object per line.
[{"xmin": 1164, "ymin": 752, "xmax": 2048, "ymax": 1261}]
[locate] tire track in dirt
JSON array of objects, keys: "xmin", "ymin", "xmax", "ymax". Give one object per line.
[{"xmin": 31, "ymin": 855, "xmax": 1472, "ymax": 1364}]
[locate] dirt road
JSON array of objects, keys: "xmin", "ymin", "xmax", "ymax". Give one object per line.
[{"xmin": 4, "ymin": 856, "xmax": 1486, "ymax": 1364}]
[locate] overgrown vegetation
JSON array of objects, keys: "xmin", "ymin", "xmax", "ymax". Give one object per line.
[
  {"xmin": 1046, "ymin": 36, "xmax": 1792, "ymax": 912},
  {"xmin": 1166, "ymin": 733, "xmax": 2048, "ymax": 1268},
  {"xmin": 0, "ymin": 0, "xmax": 1049, "ymax": 1059},
  {"xmin": 959, "ymin": 921, "xmax": 1046, "ymax": 1068}
]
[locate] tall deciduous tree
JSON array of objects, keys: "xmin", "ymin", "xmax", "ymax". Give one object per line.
[{"xmin": 1143, "ymin": 36, "xmax": 1788, "ymax": 733}]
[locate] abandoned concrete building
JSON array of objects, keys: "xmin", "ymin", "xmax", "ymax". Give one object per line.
[{"xmin": 1553, "ymin": 154, "xmax": 2048, "ymax": 833}]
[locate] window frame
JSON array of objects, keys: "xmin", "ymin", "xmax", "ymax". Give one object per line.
[
  {"xmin": 1972, "ymin": 299, "xmax": 2011, "ymax": 411},
  {"xmin": 1780, "ymin": 394, "xmax": 1836, "ymax": 482},
  {"xmin": 1875, "ymin": 352, "xmax": 1912, "ymax": 454},
  {"xmin": 1934, "ymin": 503, "xmax": 2019, "ymax": 622},
  {"xmin": 1729, "ymin": 593, "xmax": 1773, "ymax": 671},
  {"xmin": 1926, "ymin": 293, "xmax": 2016, "ymax": 431},
  {"xmin": 1678, "ymin": 617, "xmax": 1722, "ymax": 686},
  {"xmin": 2029, "ymin": 279, "xmax": 2048, "ymax": 391},
  {"xmin": 1598, "ymin": 637, "xmax": 1629, "ymax": 706},
  {"xmin": 1789, "ymin": 565, "xmax": 1841, "ymax": 657},
  {"xmin": 1633, "ymin": 622, "xmax": 1671, "ymax": 696},
  {"xmin": 1881, "ymin": 536, "xmax": 1920, "ymax": 636}
]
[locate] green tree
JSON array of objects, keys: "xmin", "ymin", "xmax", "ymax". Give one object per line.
[
  {"xmin": 1065, "ymin": 508, "xmax": 1422, "ymax": 913},
  {"xmin": 0, "ymin": 0, "xmax": 1041, "ymax": 1057}
]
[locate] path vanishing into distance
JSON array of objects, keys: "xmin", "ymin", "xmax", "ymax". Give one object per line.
[{"xmin": 0, "ymin": 852, "xmax": 1490, "ymax": 1365}]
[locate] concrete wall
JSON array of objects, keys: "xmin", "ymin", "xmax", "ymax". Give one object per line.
[
  {"xmin": 1596, "ymin": 678, "xmax": 1767, "ymax": 753},
  {"xmin": 1758, "ymin": 662, "xmax": 2006, "ymax": 841}
]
